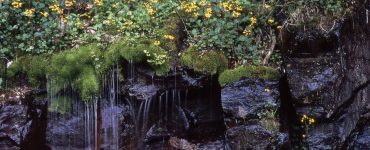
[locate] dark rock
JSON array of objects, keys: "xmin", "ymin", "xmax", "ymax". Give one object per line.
[
  {"xmin": 0, "ymin": 93, "xmax": 47, "ymax": 150},
  {"xmin": 168, "ymin": 137, "xmax": 195, "ymax": 150},
  {"xmin": 226, "ymin": 123, "xmax": 278, "ymax": 150},
  {"xmin": 221, "ymin": 78, "xmax": 279, "ymax": 127},
  {"xmin": 280, "ymin": 3, "xmax": 370, "ymax": 148},
  {"xmin": 221, "ymin": 78, "xmax": 284, "ymax": 149},
  {"xmin": 144, "ymin": 124, "xmax": 171, "ymax": 143}
]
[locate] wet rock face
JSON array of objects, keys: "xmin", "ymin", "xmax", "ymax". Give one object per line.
[
  {"xmin": 120, "ymin": 64, "xmax": 226, "ymax": 149},
  {"xmin": 281, "ymin": 3, "xmax": 370, "ymax": 148},
  {"xmin": 222, "ymin": 79, "xmax": 279, "ymax": 126},
  {"xmin": 221, "ymin": 78, "xmax": 286, "ymax": 149},
  {"xmin": 285, "ymin": 57, "xmax": 343, "ymax": 119},
  {"xmin": 0, "ymin": 95, "xmax": 47, "ymax": 150}
]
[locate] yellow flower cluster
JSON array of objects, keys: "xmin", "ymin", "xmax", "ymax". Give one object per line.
[
  {"xmin": 123, "ymin": 20, "xmax": 133, "ymax": 29},
  {"xmin": 94, "ymin": 0, "xmax": 103, "ymax": 6},
  {"xmin": 267, "ymin": 18, "xmax": 274, "ymax": 24},
  {"xmin": 41, "ymin": 12, "xmax": 49, "ymax": 17},
  {"xmin": 154, "ymin": 41, "xmax": 161, "ymax": 46},
  {"xmin": 65, "ymin": 0, "xmax": 76, "ymax": 7},
  {"xmin": 49, "ymin": 3, "xmax": 63, "ymax": 14},
  {"xmin": 60, "ymin": 16, "xmax": 67, "ymax": 23},
  {"xmin": 180, "ymin": 2, "xmax": 199, "ymax": 13},
  {"xmin": 12, "ymin": 0, "xmax": 23, "ymax": 9},
  {"xmin": 205, "ymin": 8, "xmax": 212, "ymax": 18},
  {"xmin": 146, "ymin": 5, "xmax": 155, "ymax": 15},
  {"xmin": 300, "ymin": 114, "xmax": 315, "ymax": 125},
  {"xmin": 250, "ymin": 17, "xmax": 257, "ymax": 25},
  {"xmin": 164, "ymin": 34, "xmax": 175, "ymax": 40},
  {"xmin": 199, "ymin": 0, "xmax": 206, "ymax": 6},
  {"xmin": 150, "ymin": 0, "xmax": 158, "ymax": 3},
  {"xmin": 220, "ymin": 2, "xmax": 243, "ymax": 18},
  {"xmin": 24, "ymin": 8, "xmax": 35, "ymax": 17},
  {"xmin": 243, "ymin": 28, "xmax": 252, "ymax": 36}
]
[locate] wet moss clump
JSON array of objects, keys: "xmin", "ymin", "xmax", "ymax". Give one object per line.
[
  {"xmin": 48, "ymin": 44, "xmax": 102, "ymax": 101},
  {"xmin": 181, "ymin": 47, "xmax": 228, "ymax": 75},
  {"xmin": 218, "ymin": 65, "xmax": 281, "ymax": 86},
  {"xmin": 8, "ymin": 55, "xmax": 50, "ymax": 87},
  {"xmin": 107, "ymin": 37, "xmax": 171, "ymax": 76}
]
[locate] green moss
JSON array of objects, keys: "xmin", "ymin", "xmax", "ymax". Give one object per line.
[
  {"xmin": 7, "ymin": 55, "xmax": 50, "ymax": 87},
  {"xmin": 218, "ymin": 65, "xmax": 281, "ymax": 86},
  {"xmin": 75, "ymin": 67, "xmax": 99, "ymax": 101},
  {"xmin": 47, "ymin": 44, "xmax": 102, "ymax": 101},
  {"xmin": 181, "ymin": 47, "xmax": 227, "ymax": 75}
]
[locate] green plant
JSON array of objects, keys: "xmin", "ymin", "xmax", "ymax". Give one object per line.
[
  {"xmin": 181, "ymin": 46, "xmax": 227, "ymax": 75},
  {"xmin": 280, "ymin": 0, "xmax": 350, "ymax": 30},
  {"xmin": 179, "ymin": 0, "xmax": 280, "ymax": 65},
  {"xmin": 218, "ymin": 65, "xmax": 280, "ymax": 86}
]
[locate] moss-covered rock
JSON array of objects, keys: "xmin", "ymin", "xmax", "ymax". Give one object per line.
[
  {"xmin": 7, "ymin": 55, "xmax": 50, "ymax": 87},
  {"xmin": 181, "ymin": 47, "xmax": 228, "ymax": 75},
  {"xmin": 47, "ymin": 44, "xmax": 102, "ymax": 101},
  {"xmin": 75, "ymin": 67, "xmax": 99, "ymax": 100},
  {"xmin": 218, "ymin": 65, "xmax": 280, "ymax": 86}
]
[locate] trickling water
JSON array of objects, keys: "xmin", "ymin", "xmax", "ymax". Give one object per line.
[
  {"xmin": 47, "ymin": 77, "xmax": 99, "ymax": 150},
  {"xmin": 100, "ymin": 66, "xmax": 121, "ymax": 150}
]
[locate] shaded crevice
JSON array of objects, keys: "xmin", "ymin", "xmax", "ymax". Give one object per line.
[{"xmin": 279, "ymin": 74, "xmax": 306, "ymax": 148}]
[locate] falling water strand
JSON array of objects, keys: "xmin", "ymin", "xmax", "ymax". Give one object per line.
[{"xmin": 165, "ymin": 91, "xmax": 169, "ymax": 121}]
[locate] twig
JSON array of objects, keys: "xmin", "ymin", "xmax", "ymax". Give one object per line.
[{"xmin": 262, "ymin": 30, "xmax": 276, "ymax": 65}]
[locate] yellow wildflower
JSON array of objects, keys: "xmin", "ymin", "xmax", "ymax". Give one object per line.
[
  {"xmin": 60, "ymin": 16, "xmax": 67, "ymax": 23},
  {"xmin": 154, "ymin": 41, "xmax": 161, "ymax": 46},
  {"xmin": 199, "ymin": 0, "xmax": 206, "ymax": 6},
  {"xmin": 232, "ymin": 11, "xmax": 241, "ymax": 18},
  {"xmin": 150, "ymin": 0, "xmax": 158, "ymax": 3},
  {"xmin": 243, "ymin": 29, "xmax": 252, "ymax": 36},
  {"xmin": 302, "ymin": 134, "xmax": 307, "ymax": 138},
  {"xmin": 267, "ymin": 18, "xmax": 274, "ymax": 24},
  {"xmin": 49, "ymin": 4, "xmax": 63, "ymax": 14},
  {"xmin": 181, "ymin": 2, "xmax": 198, "ymax": 13},
  {"xmin": 11, "ymin": 0, "xmax": 23, "ymax": 8},
  {"xmin": 263, "ymin": 4, "xmax": 271, "ymax": 9},
  {"xmin": 112, "ymin": 3, "xmax": 119, "ymax": 8},
  {"xmin": 221, "ymin": 2, "xmax": 231, "ymax": 11},
  {"xmin": 277, "ymin": 25, "xmax": 283, "ymax": 29},
  {"xmin": 24, "ymin": 9, "xmax": 35, "ymax": 17},
  {"xmin": 250, "ymin": 17, "xmax": 257, "ymax": 25},
  {"xmin": 164, "ymin": 35, "xmax": 175, "ymax": 40},
  {"xmin": 65, "ymin": 0, "xmax": 76, "ymax": 7},
  {"xmin": 205, "ymin": 8, "xmax": 212, "ymax": 18},
  {"xmin": 123, "ymin": 21, "xmax": 133, "ymax": 28},
  {"xmin": 41, "ymin": 12, "xmax": 49, "ymax": 17},
  {"xmin": 236, "ymin": 6, "xmax": 243, "ymax": 12},
  {"xmin": 146, "ymin": 5, "xmax": 155, "ymax": 15},
  {"xmin": 94, "ymin": 0, "xmax": 103, "ymax": 6}
]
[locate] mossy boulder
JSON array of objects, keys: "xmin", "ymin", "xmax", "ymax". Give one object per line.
[
  {"xmin": 181, "ymin": 47, "xmax": 228, "ymax": 75},
  {"xmin": 218, "ymin": 65, "xmax": 281, "ymax": 87}
]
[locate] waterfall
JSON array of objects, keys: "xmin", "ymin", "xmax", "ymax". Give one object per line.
[
  {"xmin": 47, "ymin": 78, "xmax": 99, "ymax": 150},
  {"xmin": 101, "ymin": 66, "xmax": 121, "ymax": 150}
]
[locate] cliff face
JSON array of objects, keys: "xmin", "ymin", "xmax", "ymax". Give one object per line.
[{"xmin": 279, "ymin": 1, "xmax": 370, "ymax": 148}]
